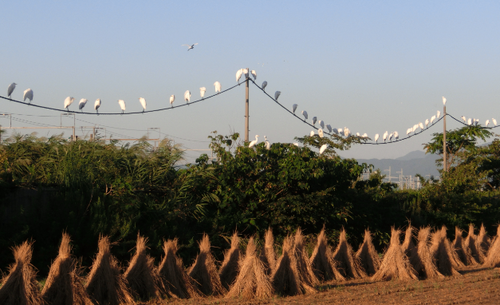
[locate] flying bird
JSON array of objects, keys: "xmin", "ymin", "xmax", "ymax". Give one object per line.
[
  {"xmin": 251, "ymin": 70, "xmax": 257, "ymax": 80},
  {"xmin": 292, "ymin": 104, "xmax": 298, "ymax": 114},
  {"xmin": 200, "ymin": 87, "xmax": 206, "ymax": 98},
  {"xmin": 184, "ymin": 90, "xmax": 191, "ymax": 104},
  {"xmin": 318, "ymin": 128, "xmax": 324, "ymax": 138},
  {"xmin": 302, "ymin": 110, "xmax": 308, "ymax": 120},
  {"xmin": 264, "ymin": 135, "xmax": 270, "ymax": 150},
  {"xmin": 274, "ymin": 91, "xmax": 281, "ymax": 100},
  {"xmin": 170, "ymin": 95, "xmax": 175, "ymax": 107},
  {"xmin": 249, "ymin": 135, "xmax": 259, "ymax": 148},
  {"xmin": 319, "ymin": 144, "xmax": 328, "ymax": 155},
  {"xmin": 7, "ymin": 83, "xmax": 17, "ymax": 98},
  {"xmin": 64, "ymin": 97, "xmax": 75, "ymax": 110},
  {"xmin": 214, "ymin": 81, "xmax": 221, "ymax": 93},
  {"xmin": 94, "ymin": 99, "xmax": 101, "ymax": 113},
  {"xmin": 183, "ymin": 43, "xmax": 198, "ymax": 51},
  {"xmin": 262, "ymin": 81, "xmax": 267, "ymax": 91},
  {"xmin": 236, "ymin": 69, "xmax": 243, "ymax": 82},
  {"xmin": 79, "ymin": 98, "xmax": 88, "ymax": 111},
  {"xmin": 374, "ymin": 134, "xmax": 380, "ymax": 143},
  {"xmin": 118, "ymin": 99, "xmax": 126, "ymax": 113},
  {"xmin": 23, "ymin": 88, "xmax": 33, "ymax": 103},
  {"xmin": 312, "ymin": 116, "xmax": 317, "ymax": 126}
]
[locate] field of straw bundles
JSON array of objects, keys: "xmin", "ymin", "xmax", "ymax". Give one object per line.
[{"xmin": 1, "ymin": 224, "xmax": 500, "ymax": 304}]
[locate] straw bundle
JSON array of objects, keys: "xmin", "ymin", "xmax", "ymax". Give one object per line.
[
  {"xmin": 465, "ymin": 224, "xmax": 485, "ymax": 264},
  {"xmin": 260, "ymin": 228, "xmax": 277, "ymax": 275},
  {"xmin": 371, "ymin": 228, "xmax": 418, "ymax": 281},
  {"xmin": 310, "ymin": 228, "xmax": 345, "ymax": 281},
  {"xmin": 355, "ymin": 229, "xmax": 381, "ymax": 276},
  {"xmin": 219, "ymin": 232, "xmax": 241, "ymax": 289},
  {"xmin": 41, "ymin": 233, "xmax": 93, "ymax": 305},
  {"xmin": 484, "ymin": 225, "xmax": 500, "ymax": 268},
  {"xmin": 188, "ymin": 234, "xmax": 226, "ymax": 296},
  {"xmin": 226, "ymin": 237, "xmax": 274, "ymax": 299},
  {"xmin": 401, "ymin": 225, "xmax": 416, "ymax": 257},
  {"xmin": 332, "ymin": 229, "xmax": 366, "ymax": 279},
  {"xmin": 476, "ymin": 224, "xmax": 491, "ymax": 255},
  {"xmin": 452, "ymin": 227, "xmax": 475, "ymax": 266},
  {"xmin": 124, "ymin": 235, "xmax": 161, "ymax": 301},
  {"xmin": 271, "ymin": 235, "xmax": 314, "ymax": 296},
  {"xmin": 85, "ymin": 236, "xmax": 136, "ymax": 305},
  {"xmin": 0, "ymin": 241, "xmax": 43, "ymax": 305},
  {"xmin": 293, "ymin": 229, "xmax": 319, "ymax": 287},
  {"xmin": 430, "ymin": 227, "xmax": 462, "ymax": 276},
  {"xmin": 158, "ymin": 239, "xmax": 199, "ymax": 299},
  {"xmin": 409, "ymin": 227, "xmax": 444, "ymax": 279}
]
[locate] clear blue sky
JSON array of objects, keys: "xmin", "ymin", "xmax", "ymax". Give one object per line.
[{"xmin": 1, "ymin": 1, "xmax": 499, "ymax": 163}]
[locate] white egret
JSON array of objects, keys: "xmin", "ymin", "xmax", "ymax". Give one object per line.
[
  {"xmin": 64, "ymin": 97, "xmax": 75, "ymax": 110},
  {"xmin": 118, "ymin": 99, "xmax": 126, "ymax": 113},
  {"xmin": 406, "ymin": 128, "xmax": 411, "ymax": 135},
  {"xmin": 274, "ymin": 91, "xmax": 281, "ymax": 100},
  {"xmin": 442, "ymin": 96, "xmax": 447, "ymax": 105},
  {"xmin": 338, "ymin": 128, "xmax": 343, "ymax": 135},
  {"xmin": 94, "ymin": 99, "xmax": 101, "ymax": 113},
  {"xmin": 170, "ymin": 95, "xmax": 175, "ymax": 107},
  {"xmin": 362, "ymin": 133, "xmax": 368, "ymax": 138},
  {"xmin": 248, "ymin": 135, "xmax": 259, "ymax": 148},
  {"xmin": 264, "ymin": 135, "xmax": 270, "ymax": 150},
  {"xmin": 318, "ymin": 128, "xmax": 324, "ymax": 138},
  {"xmin": 475, "ymin": 118, "xmax": 479, "ymax": 126},
  {"xmin": 302, "ymin": 110, "xmax": 308, "ymax": 120},
  {"xmin": 461, "ymin": 116, "xmax": 466, "ymax": 123},
  {"xmin": 293, "ymin": 142, "xmax": 299, "ymax": 147},
  {"xmin": 319, "ymin": 144, "xmax": 328, "ymax": 155},
  {"xmin": 262, "ymin": 81, "xmax": 267, "ymax": 91},
  {"xmin": 394, "ymin": 131, "xmax": 399, "ymax": 140},
  {"xmin": 383, "ymin": 131, "xmax": 388, "ymax": 142},
  {"xmin": 412, "ymin": 124, "xmax": 418, "ymax": 132},
  {"xmin": 430, "ymin": 115, "xmax": 436, "ymax": 124},
  {"xmin": 437, "ymin": 110, "xmax": 441, "ymax": 118},
  {"xmin": 182, "ymin": 43, "xmax": 198, "ymax": 51},
  {"xmin": 326, "ymin": 124, "xmax": 332, "ymax": 133},
  {"xmin": 467, "ymin": 118, "xmax": 472, "ymax": 125},
  {"xmin": 242, "ymin": 68, "xmax": 249, "ymax": 79},
  {"xmin": 312, "ymin": 116, "xmax": 317, "ymax": 126},
  {"xmin": 214, "ymin": 81, "xmax": 221, "ymax": 93},
  {"xmin": 139, "ymin": 97, "xmax": 147, "ymax": 111},
  {"xmin": 310, "ymin": 130, "xmax": 315, "ymax": 137},
  {"xmin": 425, "ymin": 119, "xmax": 429, "ymax": 128},
  {"xmin": 184, "ymin": 90, "xmax": 191, "ymax": 104},
  {"xmin": 485, "ymin": 119, "xmax": 490, "ymax": 127},
  {"xmin": 236, "ymin": 69, "xmax": 243, "ymax": 82},
  {"xmin": 388, "ymin": 132, "xmax": 393, "ymax": 142},
  {"xmin": 23, "ymin": 88, "xmax": 33, "ymax": 103},
  {"xmin": 374, "ymin": 134, "xmax": 380, "ymax": 143},
  {"xmin": 419, "ymin": 122, "xmax": 424, "ymax": 130},
  {"xmin": 493, "ymin": 118, "xmax": 497, "ymax": 126},
  {"xmin": 319, "ymin": 120, "xmax": 325, "ymax": 129},
  {"xmin": 332, "ymin": 128, "xmax": 338, "ymax": 135},
  {"xmin": 344, "ymin": 127, "xmax": 350, "ymax": 137},
  {"xmin": 79, "ymin": 98, "xmax": 88, "ymax": 111},
  {"xmin": 251, "ymin": 70, "xmax": 257, "ymax": 80},
  {"xmin": 292, "ymin": 104, "xmax": 298, "ymax": 113},
  {"xmin": 200, "ymin": 87, "xmax": 206, "ymax": 98},
  {"xmin": 356, "ymin": 132, "xmax": 360, "ymax": 137},
  {"xmin": 7, "ymin": 83, "xmax": 17, "ymax": 98}
]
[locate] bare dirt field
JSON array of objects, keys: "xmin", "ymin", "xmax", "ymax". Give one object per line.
[{"xmin": 161, "ymin": 267, "xmax": 500, "ymax": 305}]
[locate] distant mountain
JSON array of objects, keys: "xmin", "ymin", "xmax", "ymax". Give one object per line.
[{"xmin": 356, "ymin": 150, "xmax": 440, "ymax": 178}]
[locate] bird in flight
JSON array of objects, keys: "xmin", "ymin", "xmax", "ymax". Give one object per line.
[{"xmin": 183, "ymin": 43, "xmax": 198, "ymax": 51}]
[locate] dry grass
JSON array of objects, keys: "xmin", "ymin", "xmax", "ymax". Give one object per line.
[
  {"xmin": 0, "ymin": 241, "xmax": 44, "ymax": 305},
  {"xmin": 219, "ymin": 231, "xmax": 241, "ymax": 289},
  {"xmin": 124, "ymin": 234, "xmax": 161, "ymax": 301},
  {"xmin": 484, "ymin": 225, "xmax": 500, "ymax": 268},
  {"xmin": 158, "ymin": 238, "xmax": 199, "ymax": 299},
  {"xmin": 225, "ymin": 237, "xmax": 274, "ymax": 299},
  {"xmin": 465, "ymin": 224, "xmax": 484, "ymax": 264},
  {"xmin": 430, "ymin": 227, "xmax": 462, "ymax": 277},
  {"xmin": 310, "ymin": 228, "xmax": 345, "ymax": 281},
  {"xmin": 452, "ymin": 226, "xmax": 475, "ymax": 266},
  {"xmin": 293, "ymin": 228, "xmax": 319, "ymax": 287},
  {"xmin": 85, "ymin": 235, "xmax": 136, "ymax": 305},
  {"xmin": 332, "ymin": 229, "xmax": 366, "ymax": 279},
  {"xmin": 259, "ymin": 228, "xmax": 276, "ymax": 275},
  {"xmin": 476, "ymin": 224, "xmax": 491, "ymax": 255},
  {"xmin": 409, "ymin": 227, "xmax": 444, "ymax": 279},
  {"xmin": 355, "ymin": 229, "xmax": 381, "ymax": 276},
  {"xmin": 188, "ymin": 234, "xmax": 226, "ymax": 296},
  {"xmin": 372, "ymin": 227, "xmax": 418, "ymax": 281},
  {"xmin": 401, "ymin": 224, "xmax": 416, "ymax": 257},
  {"xmin": 41, "ymin": 233, "xmax": 93, "ymax": 305}
]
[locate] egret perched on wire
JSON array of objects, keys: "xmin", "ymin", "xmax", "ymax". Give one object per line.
[
  {"xmin": 425, "ymin": 119, "xmax": 429, "ymax": 128},
  {"xmin": 236, "ymin": 69, "xmax": 243, "ymax": 82},
  {"xmin": 302, "ymin": 110, "xmax": 308, "ymax": 120},
  {"xmin": 406, "ymin": 128, "xmax": 411, "ymax": 135},
  {"xmin": 64, "ymin": 97, "xmax": 75, "ymax": 111},
  {"xmin": 493, "ymin": 118, "xmax": 498, "ymax": 126},
  {"xmin": 262, "ymin": 81, "xmax": 267, "ymax": 91},
  {"xmin": 184, "ymin": 90, "xmax": 191, "ymax": 104},
  {"xmin": 214, "ymin": 81, "xmax": 221, "ymax": 93},
  {"xmin": 312, "ymin": 116, "xmax": 317, "ymax": 126},
  {"xmin": 251, "ymin": 70, "xmax": 257, "ymax": 80},
  {"xmin": 374, "ymin": 134, "xmax": 380, "ymax": 143},
  {"xmin": 344, "ymin": 127, "xmax": 350, "ymax": 137},
  {"xmin": 23, "ymin": 88, "xmax": 33, "ymax": 103},
  {"xmin": 183, "ymin": 43, "xmax": 198, "ymax": 51},
  {"xmin": 249, "ymin": 135, "xmax": 259, "ymax": 148},
  {"xmin": 319, "ymin": 144, "xmax": 328, "ymax": 155},
  {"xmin": 394, "ymin": 131, "xmax": 399, "ymax": 140},
  {"xmin": 318, "ymin": 128, "xmax": 324, "ymax": 138},
  {"xmin": 274, "ymin": 91, "xmax": 281, "ymax": 100},
  {"xmin": 319, "ymin": 120, "xmax": 325, "ymax": 129},
  {"xmin": 292, "ymin": 104, "xmax": 297, "ymax": 114},
  {"xmin": 388, "ymin": 133, "xmax": 393, "ymax": 142},
  {"xmin": 310, "ymin": 130, "xmax": 315, "ymax": 137},
  {"xmin": 138, "ymin": 97, "xmax": 147, "ymax": 112},
  {"xmin": 7, "ymin": 83, "xmax": 17, "ymax": 98},
  {"xmin": 419, "ymin": 122, "xmax": 424, "ymax": 130},
  {"xmin": 467, "ymin": 118, "xmax": 472, "ymax": 125},
  {"xmin": 437, "ymin": 110, "xmax": 441, "ymax": 118},
  {"xmin": 430, "ymin": 115, "xmax": 436, "ymax": 125},
  {"xmin": 383, "ymin": 131, "xmax": 388, "ymax": 142},
  {"xmin": 326, "ymin": 124, "xmax": 332, "ymax": 133},
  {"xmin": 79, "ymin": 99, "xmax": 88, "ymax": 111},
  {"xmin": 362, "ymin": 133, "xmax": 368, "ymax": 138},
  {"xmin": 170, "ymin": 95, "xmax": 175, "ymax": 107},
  {"xmin": 332, "ymin": 128, "xmax": 338, "ymax": 135},
  {"xmin": 118, "ymin": 99, "xmax": 126, "ymax": 113},
  {"xmin": 485, "ymin": 119, "xmax": 490, "ymax": 127},
  {"xmin": 461, "ymin": 116, "xmax": 466, "ymax": 123},
  {"xmin": 264, "ymin": 135, "xmax": 270, "ymax": 150},
  {"xmin": 242, "ymin": 68, "xmax": 249, "ymax": 79},
  {"xmin": 94, "ymin": 99, "xmax": 101, "ymax": 114},
  {"xmin": 200, "ymin": 87, "xmax": 206, "ymax": 98}
]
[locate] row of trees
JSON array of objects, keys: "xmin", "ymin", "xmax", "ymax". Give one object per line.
[{"xmin": 0, "ymin": 125, "xmax": 499, "ymax": 276}]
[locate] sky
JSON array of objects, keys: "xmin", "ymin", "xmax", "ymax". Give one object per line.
[{"xmin": 1, "ymin": 1, "xmax": 500, "ymax": 164}]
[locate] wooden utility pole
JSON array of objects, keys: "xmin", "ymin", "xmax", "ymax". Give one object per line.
[
  {"xmin": 443, "ymin": 98, "xmax": 447, "ymax": 172},
  {"xmin": 245, "ymin": 68, "xmax": 250, "ymax": 142}
]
